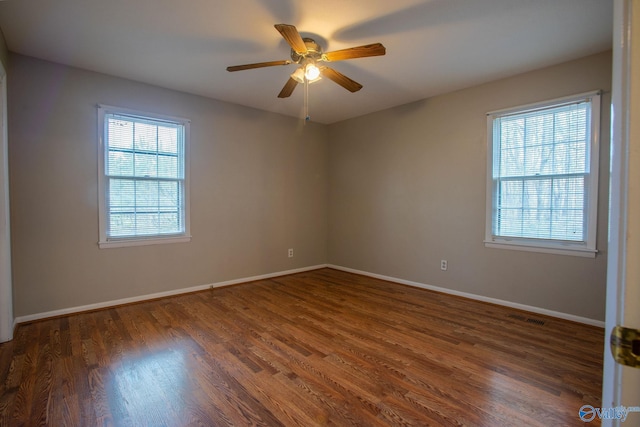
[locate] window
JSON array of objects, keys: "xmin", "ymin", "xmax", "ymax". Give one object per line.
[
  {"xmin": 485, "ymin": 91, "xmax": 600, "ymax": 257},
  {"xmin": 98, "ymin": 105, "xmax": 190, "ymax": 248}
]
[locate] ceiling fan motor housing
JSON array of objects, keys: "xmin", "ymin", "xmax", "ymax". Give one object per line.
[{"xmin": 291, "ymin": 38, "xmax": 323, "ymax": 63}]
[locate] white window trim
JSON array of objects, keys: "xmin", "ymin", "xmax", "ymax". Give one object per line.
[
  {"xmin": 97, "ymin": 104, "xmax": 191, "ymax": 249},
  {"xmin": 484, "ymin": 91, "xmax": 601, "ymax": 258}
]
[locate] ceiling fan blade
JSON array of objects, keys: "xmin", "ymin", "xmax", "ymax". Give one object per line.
[
  {"xmin": 320, "ymin": 67, "xmax": 363, "ymax": 93},
  {"xmin": 322, "ymin": 43, "xmax": 386, "ymax": 62},
  {"xmin": 274, "ymin": 24, "xmax": 308, "ymax": 54},
  {"xmin": 278, "ymin": 77, "xmax": 299, "ymax": 98},
  {"xmin": 226, "ymin": 60, "xmax": 291, "ymax": 72}
]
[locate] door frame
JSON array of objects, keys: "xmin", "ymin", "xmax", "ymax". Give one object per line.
[
  {"xmin": 602, "ymin": 0, "xmax": 640, "ymax": 425},
  {"xmin": 0, "ymin": 57, "xmax": 13, "ymax": 343}
]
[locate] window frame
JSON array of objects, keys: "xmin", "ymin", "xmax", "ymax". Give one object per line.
[
  {"xmin": 97, "ymin": 104, "xmax": 191, "ymax": 249},
  {"xmin": 484, "ymin": 91, "xmax": 601, "ymax": 257}
]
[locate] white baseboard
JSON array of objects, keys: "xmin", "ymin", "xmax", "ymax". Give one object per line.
[
  {"xmin": 328, "ymin": 264, "xmax": 605, "ymax": 328},
  {"xmin": 14, "ymin": 264, "xmax": 329, "ymax": 325},
  {"xmin": 14, "ymin": 263, "xmax": 605, "ymax": 328}
]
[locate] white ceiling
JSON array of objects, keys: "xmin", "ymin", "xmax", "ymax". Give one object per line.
[{"xmin": 0, "ymin": 0, "xmax": 612, "ymax": 124}]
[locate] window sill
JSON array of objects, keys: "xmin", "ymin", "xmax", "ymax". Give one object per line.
[
  {"xmin": 484, "ymin": 240, "xmax": 597, "ymax": 258},
  {"xmin": 99, "ymin": 235, "xmax": 191, "ymax": 249}
]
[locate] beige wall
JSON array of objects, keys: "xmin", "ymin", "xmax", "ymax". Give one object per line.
[
  {"xmin": 9, "ymin": 50, "xmax": 612, "ymax": 322},
  {"xmin": 327, "ymin": 51, "xmax": 612, "ymax": 321},
  {"xmin": 9, "ymin": 54, "xmax": 328, "ymax": 317}
]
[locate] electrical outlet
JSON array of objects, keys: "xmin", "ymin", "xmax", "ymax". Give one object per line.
[
  {"xmin": 440, "ymin": 260, "xmax": 448, "ymax": 271},
  {"xmin": 288, "ymin": 248, "xmax": 294, "ymax": 258}
]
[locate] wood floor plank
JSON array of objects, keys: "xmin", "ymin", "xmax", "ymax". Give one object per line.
[{"xmin": 0, "ymin": 268, "xmax": 603, "ymax": 426}]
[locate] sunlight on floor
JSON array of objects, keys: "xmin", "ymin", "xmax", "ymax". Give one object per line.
[{"xmin": 110, "ymin": 348, "xmax": 188, "ymax": 424}]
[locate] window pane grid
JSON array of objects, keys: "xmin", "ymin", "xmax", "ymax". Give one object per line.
[
  {"xmin": 496, "ymin": 174, "xmax": 586, "ymax": 241},
  {"xmin": 492, "ymin": 99, "xmax": 592, "ymax": 244},
  {"xmin": 104, "ymin": 112, "xmax": 186, "ymax": 239}
]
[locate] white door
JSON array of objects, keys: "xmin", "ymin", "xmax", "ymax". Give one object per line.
[
  {"xmin": 0, "ymin": 58, "xmax": 12, "ymax": 343},
  {"xmin": 601, "ymin": 1, "xmax": 640, "ymax": 426}
]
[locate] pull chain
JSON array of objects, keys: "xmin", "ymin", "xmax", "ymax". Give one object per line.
[{"xmin": 304, "ymin": 77, "xmax": 310, "ymax": 123}]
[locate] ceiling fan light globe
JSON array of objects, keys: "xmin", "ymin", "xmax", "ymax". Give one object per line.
[
  {"xmin": 305, "ymin": 64, "xmax": 320, "ymax": 81},
  {"xmin": 291, "ymin": 67, "xmax": 305, "ymax": 84}
]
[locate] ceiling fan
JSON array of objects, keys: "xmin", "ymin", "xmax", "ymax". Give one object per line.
[{"xmin": 226, "ymin": 24, "xmax": 386, "ymax": 98}]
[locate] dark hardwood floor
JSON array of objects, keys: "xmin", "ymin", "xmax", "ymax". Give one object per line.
[{"xmin": 0, "ymin": 268, "xmax": 603, "ymax": 426}]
